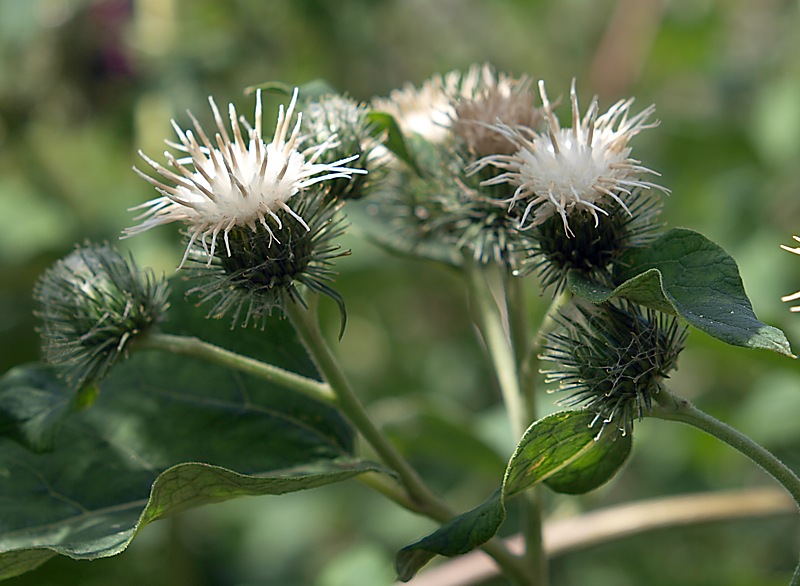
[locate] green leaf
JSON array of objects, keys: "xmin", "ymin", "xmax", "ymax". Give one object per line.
[
  {"xmin": 367, "ymin": 111, "xmax": 422, "ymax": 175},
  {"xmin": 243, "ymin": 79, "xmax": 338, "ymax": 101},
  {"xmin": 395, "ymin": 492, "xmax": 505, "ymax": 582},
  {"xmin": 568, "ymin": 228, "xmax": 793, "ymax": 356},
  {"xmin": 0, "ymin": 356, "xmax": 380, "ymax": 580},
  {"xmin": 505, "ymin": 411, "xmax": 630, "ymax": 497},
  {"xmin": 395, "ymin": 411, "xmax": 629, "ymax": 580},
  {"xmin": 0, "ymin": 364, "xmax": 73, "ymax": 452},
  {"xmin": 0, "ymin": 278, "xmax": 382, "ymax": 579}
]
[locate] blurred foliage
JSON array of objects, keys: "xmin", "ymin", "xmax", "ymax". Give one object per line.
[{"xmin": 2, "ymin": 0, "xmax": 800, "ymax": 584}]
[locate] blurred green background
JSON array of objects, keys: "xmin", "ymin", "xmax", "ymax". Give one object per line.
[{"xmin": 3, "ymin": 0, "xmax": 800, "ymax": 584}]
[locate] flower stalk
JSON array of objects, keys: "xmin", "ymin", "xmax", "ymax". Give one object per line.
[
  {"xmin": 649, "ymin": 389, "xmax": 800, "ymax": 508},
  {"xmin": 134, "ymin": 330, "xmax": 335, "ymax": 404},
  {"xmin": 464, "ymin": 257, "xmax": 526, "ymax": 440},
  {"xmin": 284, "ymin": 295, "xmax": 543, "ymax": 584},
  {"xmin": 649, "ymin": 388, "xmax": 800, "ymax": 586},
  {"xmin": 282, "ymin": 296, "xmax": 453, "ymax": 519},
  {"xmin": 464, "ymin": 256, "xmax": 548, "ymax": 584}
]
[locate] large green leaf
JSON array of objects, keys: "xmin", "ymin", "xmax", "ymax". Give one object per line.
[
  {"xmin": 396, "ymin": 411, "xmax": 629, "ymax": 580},
  {"xmin": 568, "ymin": 228, "xmax": 793, "ymax": 356},
  {"xmin": 0, "ymin": 364, "xmax": 73, "ymax": 452},
  {"xmin": 0, "ymin": 278, "xmax": 381, "ymax": 580}
]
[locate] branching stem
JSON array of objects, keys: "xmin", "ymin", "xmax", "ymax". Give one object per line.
[
  {"xmin": 283, "ymin": 298, "xmax": 535, "ymax": 584},
  {"xmin": 137, "ymin": 330, "xmax": 335, "ymax": 404}
]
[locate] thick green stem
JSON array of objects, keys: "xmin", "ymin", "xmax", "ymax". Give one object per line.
[
  {"xmin": 650, "ymin": 388, "xmax": 800, "ymax": 585},
  {"xmin": 464, "ymin": 259, "xmax": 526, "ymax": 440},
  {"xmin": 283, "ymin": 299, "xmax": 452, "ymax": 519},
  {"xmin": 467, "ymin": 261, "xmax": 547, "ymax": 585},
  {"xmin": 530, "ymin": 289, "xmax": 571, "ymax": 356},
  {"xmin": 283, "ymin": 299, "xmax": 536, "ymax": 584},
  {"xmin": 136, "ymin": 331, "xmax": 335, "ymax": 404},
  {"xmin": 504, "ymin": 272, "xmax": 534, "ymax": 420}
]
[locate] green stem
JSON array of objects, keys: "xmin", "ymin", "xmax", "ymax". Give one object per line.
[
  {"xmin": 650, "ymin": 388, "xmax": 800, "ymax": 585},
  {"xmin": 467, "ymin": 260, "xmax": 549, "ymax": 584},
  {"xmin": 283, "ymin": 298, "xmax": 536, "ymax": 584},
  {"xmin": 464, "ymin": 259, "xmax": 526, "ymax": 441},
  {"xmin": 504, "ymin": 271, "xmax": 534, "ymax": 419},
  {"xmin": 502, "ymin": 271, "xmax": 547, "ymax": 586},
  {"xmin": 136, "ymin": 331, "xmax": 335, "ymax": 404},
  {"xmin": 530, "ymin": 289, "xmax": 571, "ymax": 356},
  {"xmin": 282, "ymin": 299, "xmax": 452, "ymax": 519}
]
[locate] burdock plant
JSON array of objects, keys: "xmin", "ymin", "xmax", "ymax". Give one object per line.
[{"xmin": 3, "ymin": 70, "xmax": 800, "ymax": 586}]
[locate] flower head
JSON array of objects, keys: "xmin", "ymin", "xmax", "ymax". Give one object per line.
[
  {"xmin": 34, "ymin": 243, "xmax": 170, "ymax": 390},
  {"xmin": 370, "ymin": 65, "xmax": 545, "ymax": 268},
  {"xmin": 372, "ymin": 72, "xmax": 458, "ymax": 143},
  {"xmin": 541, "ymin": 301, "xmax": 686, "ymax": 435},
  {"xmin": 449, "ymin": 64, "xmax": 541, "ymax": 158},
  {"xmin": 781, "ymin": 236, "xmax": 800, "ymax": 312},
  {"xmin": 474, "ymin": 80, "xmax": 668, "ymax": 236},
  {"xmin": 126, "ymin": 88, "xmax": 366, "ymax": 267}
]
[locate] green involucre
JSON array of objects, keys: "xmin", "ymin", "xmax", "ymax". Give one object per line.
[
  {"xmin": 525, "ymin": 189, "xmax": 663, "ymax": 289},
  {"xmin": 300, "ymin": 94, "xmax": 385, "ymax": 201},
  {"xmin": 541, "ymin": 301, "xmax": 687, "ymax": 434},
  {"xmin": 187, "ymin": 189, "xmax": 349, "ymax": 330},
  {"xmin": 33, "ymin": 243, "xmax": 170, "ymax": 390}
]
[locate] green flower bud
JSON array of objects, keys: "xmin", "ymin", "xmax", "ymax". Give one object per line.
[
  {"xmin": 300, "ymin": 94, "xmax": 385, "ymax": 201},
  {"xmin": 33, "ymin": 243, "xmax": 170, "ymax": 390},
  {"xmin": 541, "ymin": 301, "xmax": 686, "ymax": 434}
]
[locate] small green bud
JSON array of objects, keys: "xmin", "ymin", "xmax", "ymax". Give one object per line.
[
  {"xmin": 300, "ymin": 94, "xmax": 385, "ymax": 201},
  {"xmin": 541, "ymin": 301, "xmax": 686, "ymax": 435},
  {"xmin": 33, "ymin": 243, "xmax": 170, "ymax": 390}
]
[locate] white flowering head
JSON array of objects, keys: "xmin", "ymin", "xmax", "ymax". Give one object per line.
[
  {"xmin": 475, "ymin": 80, "xmax": 668, "ymax": 237},
  {"xmin": 781, "ymin": 236, "xmax": 800, "ymax": 312},
  {"xmin": 126, "ymin": 88, "xmax": 366, "ymax": 267}
]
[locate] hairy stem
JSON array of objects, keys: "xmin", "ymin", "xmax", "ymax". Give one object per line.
[
  {"xmin": 464, "ymin": 259, "xmax": 525, "ymax": 440},
  {"xmin": 284, "ymin": 299, "xmax": 450, "ymax": 517}
]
